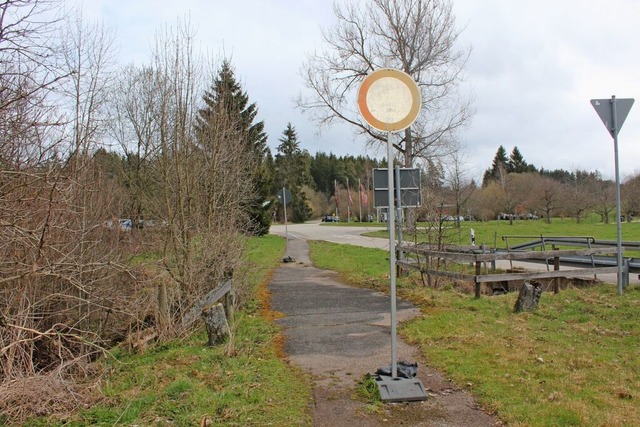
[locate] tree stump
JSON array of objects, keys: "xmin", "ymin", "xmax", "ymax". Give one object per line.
[
  {"xmin": 202, "ymin": 303, "xmax": 229, "ymax": 346},
  {"xmin": 514, "ymin": 281, "xmax": 543, "ymax": 313}
]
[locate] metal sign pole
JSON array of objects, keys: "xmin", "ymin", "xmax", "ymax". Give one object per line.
[
  {"xmin": 386, "ymin": 132, "xmax": 398, "ymax": 379},
  {"xmin": 358, "ymin": 68, "xmax": 427, "ymax": 402},
  {"xmin": 591, "ymin": 95, "xmax": 635, "ymax": 295},
  {"xmin": 612, "ymin": 97, "xmax": 623, "ymax": 295},
  {"xmin": 283, "ymin": 186, "xmax": 289, "ymax": 258}
]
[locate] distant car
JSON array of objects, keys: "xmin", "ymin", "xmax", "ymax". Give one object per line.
[{"xmin": 322, "ymin": 214, "xmax": 340, "ymax": 223}]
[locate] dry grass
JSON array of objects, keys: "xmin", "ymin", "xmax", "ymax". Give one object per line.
[{"xmin": 0, "ymin": 372, "xmax": 101, "ymax": 424}]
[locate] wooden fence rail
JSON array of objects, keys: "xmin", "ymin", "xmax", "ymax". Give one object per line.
[{"xmin": 398, "ymin": 243, "xmax": 623, "ymax": 298}]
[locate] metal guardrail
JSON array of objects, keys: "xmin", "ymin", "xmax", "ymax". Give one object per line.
[{"xmin": 499, "ymin": 235, "xmax": 640, "ymax": 273}]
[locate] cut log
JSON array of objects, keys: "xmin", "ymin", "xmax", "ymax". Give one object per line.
[
  {"xmin": 514, "ymin": 280, "xmax": 543, "ymax": 313},
  {"xmin": 202, "ymin": 303, "xmax": 229, "ymax": 346}
]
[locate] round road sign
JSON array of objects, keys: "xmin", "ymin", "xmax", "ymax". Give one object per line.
[{"xmin": 357, "ymin": 68, "xmax": 421, "ymax": 133}]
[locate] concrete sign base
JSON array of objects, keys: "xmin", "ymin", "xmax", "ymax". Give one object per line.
[{"xmin": 375, "ymin": 376, "xmax": 428, "ymax": 403}]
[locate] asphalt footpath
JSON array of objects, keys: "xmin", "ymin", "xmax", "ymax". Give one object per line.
[{"xmin": 269, "ymin": 236, "xmax": 500, "ymax": 427}]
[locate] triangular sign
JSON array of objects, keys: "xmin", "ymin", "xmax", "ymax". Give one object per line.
[{"xmin": 591, "ymin": 98, "xmax": 634, "ymax": 138}]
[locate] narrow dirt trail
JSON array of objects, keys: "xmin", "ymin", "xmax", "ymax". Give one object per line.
[{"xmin": 269, "ymin": 237, "xmax": 503, "ymax": 426}]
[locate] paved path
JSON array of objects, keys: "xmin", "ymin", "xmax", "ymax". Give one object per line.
[{"xmin": 269, "ymin": 236, "xmax": 501, "ymax": 426}]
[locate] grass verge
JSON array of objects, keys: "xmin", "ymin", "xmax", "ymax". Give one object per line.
[
  {"xmin": 310, "ymin": 240, "xmax": 640, "ymax": 427},
  {"xmin": 29, "ymin": 235, "xmax": 312, "ymax": 427}
]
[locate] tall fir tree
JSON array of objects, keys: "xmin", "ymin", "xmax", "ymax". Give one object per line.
[
  {"xmin": 274, "ymin": 123, "xmax": 312, "ymax": 223},
  {"xmin": 482, "ymin": 145, "xmax": 508, "ymax": 187},
  {"xmin": 196, "ymin": 60, "xmax": 272, "ymax": 235},
  {"xmin": 508, "ymin": 146, "xmax": 534, "ymax": 173}
]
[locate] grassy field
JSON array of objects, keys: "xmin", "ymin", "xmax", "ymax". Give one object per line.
[
  {"xmin": 347, "ymin": 217, "xmax": 640, "ymax": 249},
  {"xmin": 309, "ymin": 240, "xmax": 640, "ymax": 427},
  {"xmin": 29, "ymin": 235, "xmax": 312, "ymax": 427}
]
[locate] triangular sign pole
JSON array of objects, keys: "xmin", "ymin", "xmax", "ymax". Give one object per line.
[
  {"xmin": 590, "ymin": 95, "xmax": 635, "ymax": 295},
  {"xmin": 591, "ymin": 97, "xmax": 634, "ymax": 137}
]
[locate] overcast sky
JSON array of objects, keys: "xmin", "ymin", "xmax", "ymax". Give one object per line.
[{"xmin": 74, "ymin": 0, "xmax": 640, "ymax": 182}]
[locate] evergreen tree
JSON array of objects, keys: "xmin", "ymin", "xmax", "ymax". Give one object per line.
[
  {"xmin": 424, "ymin": 158, "xmax": 445, "ymax": 188},
  {"xmin": 308, "ymin": 152, "xmax": 383, "ymax": 196},
  {"xmin": 274, "ymin": 123, "xmax": 312, "ymax": 222},
  {"xmin": 310, "ymin": 152, "xmax": 334, "ymax": 194},
  {"xmin": 482, "ymin": 145, "xmax": 508, "ymax": 187},
  {"xmin": 196, "ymin": 60, "xmax": 272, "ymax": 235},
  {"xmin": 508, "ymin": 146, "xmax": 536, "ymax": 173}
]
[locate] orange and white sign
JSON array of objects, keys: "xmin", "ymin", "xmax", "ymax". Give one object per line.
[{"xmin": 357, "ymin": 68, "xmax": 421, "ymax": 133}]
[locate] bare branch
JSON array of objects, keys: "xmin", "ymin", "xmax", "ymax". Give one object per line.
[{"xmin": 298, "ymin": 0, "xmax": 473, "ymax": 167}]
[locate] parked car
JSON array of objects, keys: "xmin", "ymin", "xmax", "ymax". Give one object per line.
[{"xmin": 321, "ymin": 214, "xmax": 340, "ymax": 222}]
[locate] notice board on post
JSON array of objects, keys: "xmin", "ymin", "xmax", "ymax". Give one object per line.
[{"xmin": 373, "ymin": 168, "xmax": 421, "ymax": 208}]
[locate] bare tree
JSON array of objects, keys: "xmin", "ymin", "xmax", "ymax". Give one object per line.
[
  {"xmin": 297, "ymin": 0, "xmax": 472, "ymax": 167},
  {"xmin": 593, "ymin": 179, "xmax": 616, "ymax": 224},
  {"xmin": 110, "ymin": 64, "xmax": 160, "ymax": 226},
  {"xmin": 133, "ymin": 21, "xmax": 255, "ymax": 334},
  {"xmin": 0, "ymin": 0, "xmax": 68, "ymax": 113},
  {"xmin": 622, "ymin": 172, "xmax": 640, "ymax": 222},
  {"xmin": 530, "ymin": 175, "xmax": 558, "ymax": 223},
  {"xmin": 0, "ymin": 3, "xmax": 143, "ymax": 386},
  {"xmin": 60, "ymin": 7, "xmax": 116, "ymax": 157},
  {"xmin": 558, "ymin": 170, "xmax": 597, "ymax": 223},
  {"xmin": 443, "ymin": 149, "xmax": 475, "ymax": 227}
]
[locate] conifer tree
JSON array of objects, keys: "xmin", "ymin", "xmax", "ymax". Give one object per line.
[
  {"xmin": 274, "ymin": 123, "xmax": 312, "ymax": 222},
  {"xmin": 196, "ymin": 60, "xmax": 272, "ymax": 235},
  {"xmin": 509, "ymin": 146, "xmax": 532, "ymax": 173},
  {"xmin": 482, "ymin": 145, "xmax": 508, "ymax": 187}
]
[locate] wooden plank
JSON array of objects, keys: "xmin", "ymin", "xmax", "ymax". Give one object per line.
[
  {"xmin": 398, "ymin": 248, "xmax": 478, "ymax": 262},
  {"xmin": 182, "ymin": 279, "xmax": 232, "ymax": 328},
  {"xmin": 474, "ymin": 266, "xmax": 619, "ymax": 283},
  {"xmin": 416, "ymin": 269, "xmax": 475, "ymax": 282},
  {"xmin": 396, "ymin": 260, "xmax": 422, "ymax": 271}
]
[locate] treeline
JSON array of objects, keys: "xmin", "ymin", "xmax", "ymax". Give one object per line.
[
  {"xmin": 97, "ymin": 121, "xmax": 384, "ymax": 225},
  {"xmin": 269, "ymin": 124, "xmax": 384, "ymax": 223},
  {"xmin": 459, "ymin": 145, "xmax": 637, "ymax": 224}
]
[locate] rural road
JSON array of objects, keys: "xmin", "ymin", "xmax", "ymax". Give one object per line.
[{"xmin": 271, "ymin": 221, "xmax": 390, "ymax": 251}]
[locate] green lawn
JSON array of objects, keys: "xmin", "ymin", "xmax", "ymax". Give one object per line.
[
  {"xmin": 310, "ymin": 240, "xmax": 640, "ymax": 427},
  {"xmin": 358, "ymin": 217, "xmax": 640, "ymax": 249}
]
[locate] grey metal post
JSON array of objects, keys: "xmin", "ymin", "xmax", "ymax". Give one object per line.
[
  {"xmin": 283, "ymin": 186, "xmax": 289, "ymax": 258},
  {"xmin": 386, "ymin": 132, "xmax": 398, "ymax": 379},
  {"xmin": 395, "ymin": 166, "xmax": 404, "ymax": 262},
  {"xmin": 612, "ymin": 96, "xmax": 623, "ymax": 295},
  {"xmin": 623, "ymin": 258, "xmax": 630, "ymax": 288}
]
